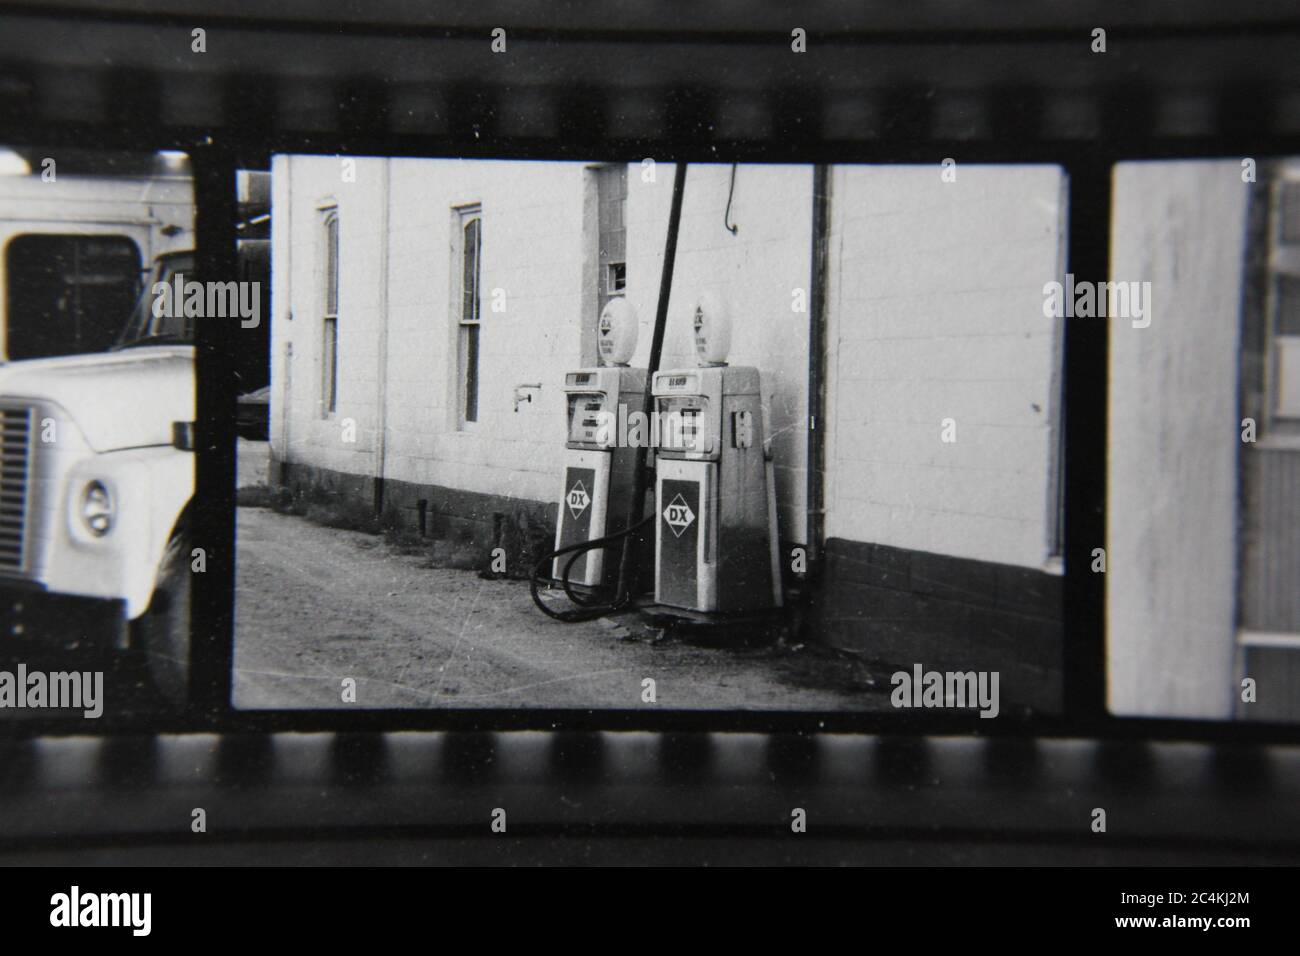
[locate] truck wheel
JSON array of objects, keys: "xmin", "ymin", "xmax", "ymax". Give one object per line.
[{"xmin": 136, "ymin": 531, "xmax": 192, "ymax": 706}]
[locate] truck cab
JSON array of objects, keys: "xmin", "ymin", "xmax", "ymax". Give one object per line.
[{"xmin": 0, "ymin": 250, "xmax": 195, "ymax": 703}]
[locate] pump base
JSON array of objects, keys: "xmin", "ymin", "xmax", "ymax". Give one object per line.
[{"xmin": 633, "ymin": 599, "xmax": 788, "ymax": 627}]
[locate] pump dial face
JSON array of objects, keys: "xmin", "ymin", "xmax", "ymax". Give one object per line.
[
  {"xmin": 656, "ymin": 396, "xmax": 710, "ymax": 454},
  {"xmin": 692, "ymin": 291, "xmax": 731, "ymax": 365},
  {"xmin": 597, "ymin": 297, "xmax": 638, "ymax": 365},
  {"xmin": 568, "ymin": 394, "xmax": 609, "ymax": 445}
]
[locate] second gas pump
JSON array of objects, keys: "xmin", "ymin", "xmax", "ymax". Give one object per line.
[{"xmin": 552, "ymin": 297, "xmax": 648, "ymax": 591}]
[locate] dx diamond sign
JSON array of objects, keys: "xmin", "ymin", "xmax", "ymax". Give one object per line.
[
  {"xmin": 567, "ymin": 480, "xmax": 591, "ymax": 518},
  {"xmin": 663, "ymin": 493, "xmax": 696, "ymax": 537}
]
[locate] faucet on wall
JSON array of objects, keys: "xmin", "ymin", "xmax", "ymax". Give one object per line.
[{"xmin": 513, "ymin": 383, "xmax": 542, "ymax": 412}]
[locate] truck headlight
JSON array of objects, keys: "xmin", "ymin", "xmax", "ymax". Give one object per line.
[{"xmin": 80, "ymin": 481, "xmax": 114, "ymax": 536}]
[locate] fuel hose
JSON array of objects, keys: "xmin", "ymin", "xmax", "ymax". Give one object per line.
[{"xmin": 529, "ymin": 514, "xmax": 654, "ymax": 623}]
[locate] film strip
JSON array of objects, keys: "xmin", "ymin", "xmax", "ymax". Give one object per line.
[{"xmin": 0, "ymin": 5, "xmax": 1296, "ymax": 773}]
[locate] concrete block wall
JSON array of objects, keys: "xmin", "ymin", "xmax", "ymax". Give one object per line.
[
  {"xmin": 271, "ymin": 156, "xmax": 589, "ymax": 508},
  {"xmin": 823, "ymin": 164, "xmax": 1068, "ymax": 572},
  {"xmin": 272, "ymin": 158, "xmax": 816, "ymax": 551},
  {"xmin": 381, "ymin": 158, "xmax": 588, "ymax": 508},
  {"xmin": 269, "ymin": 154, "xmax": 386, "ymax": 482},
  {"xmin": 624, "ymin": 163, "xmax": 814, "ymax": 546},
  {"xmin": 811, "ymin": 165, "xmax": 1068, "ymax": 710}
]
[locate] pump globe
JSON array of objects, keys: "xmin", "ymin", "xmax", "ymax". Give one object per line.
[
  {"xmin": 597, "ymin": 296, "xmax": 639, "ymax": 366},
  {"xmin": 692, "ymin": 291, "xmax": 731, "ymax": 366}
]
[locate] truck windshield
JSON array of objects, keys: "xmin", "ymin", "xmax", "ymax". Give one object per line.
[{"xmin": 114, "ymin": 252, "xmax": 196, "ymax": 349}]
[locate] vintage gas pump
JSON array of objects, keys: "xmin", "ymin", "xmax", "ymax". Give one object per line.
[
  {"xmin": 652, "ymin": 294, "xmax": 783, "ymax": 613},
  {"xmin": 552, "ymin": 297, "xmax": 646, "ymax": 590}
]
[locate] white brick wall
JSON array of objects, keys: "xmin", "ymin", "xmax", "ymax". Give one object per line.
[
  {"xmin": 1107, "ymin": 161, "xmax": 1246, "ymax": 719},
  {"xmin": 624, "ymin": 163, "xmax": 813, "ymax": 543},
  {"xmin": 381, "ymin": 158, "xmax": 589, "ymax": 504},
  {"xmin": 823, "ymin": 164, "xmax": 1067, "ymax": 570},
  {"xmin": 272, "ymin": 158, "xmax": 1073, "ymax": 562},
  {"xmin": 270, "ymin": 154, "xmax": 386, "ymax": 481},
  {"xmin": 272, "ymin": 159, "xmax": 1073, "ymax": 566},
  {"xmin": 272, "ymin": 158, "xmax": 813, "ymax": 539},
  {"xmin": 273, "ymin": 156, "xmax": 587, "ymax": 505}
]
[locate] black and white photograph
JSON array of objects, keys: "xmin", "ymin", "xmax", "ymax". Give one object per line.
[
  {"xmin": 0, "ymin": 0, "xmax": 1296, "ymax": 891},
  {"xmin": 230, "ymin": 156, "xmax": 1067, "ymax": 716}
]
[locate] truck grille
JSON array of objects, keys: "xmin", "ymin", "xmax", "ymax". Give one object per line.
[{"xmin": 0, "ymin": 406, "xmax": 32, "ymax": 573}]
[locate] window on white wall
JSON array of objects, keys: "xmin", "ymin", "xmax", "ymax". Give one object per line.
[
  {"xmin": 1270, "ymin": 179, "xmax": 1300, "ymax": 422},
  {"xmin": 321, "ymin": 206, "xmax": 339, "ymax": 416},
  {"xmin": 454, "ymin": 205, "xmax": 482, "ymax": 427},
  {"xmin": 596, "ymin": 164, "xmax": 627, "ymax": 315}
]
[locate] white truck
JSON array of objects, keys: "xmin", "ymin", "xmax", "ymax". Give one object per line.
[{"xmin": 0, "ymin": 250, "xmax": 195, "ymax": 702}]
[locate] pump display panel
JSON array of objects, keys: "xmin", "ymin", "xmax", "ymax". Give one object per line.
[
  {"xmin": 656, "ymin": 397, "xmax": 711, "ymax": 454},
  {"xmin": 567, "ymin": 393, "xmax": 610, "ymax": 446}
]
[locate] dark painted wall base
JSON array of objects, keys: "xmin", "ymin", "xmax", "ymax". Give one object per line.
[
  {"xmin": 271, "ymin": 456, "xmax": 557, "ymax": 579},
  {"xmin": 814, "ymin": 538, "xmax": 1064, "ymax": 715}
]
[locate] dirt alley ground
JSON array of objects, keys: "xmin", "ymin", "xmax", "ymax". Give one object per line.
[{"xmin": 233, "ymin": 467, "xmax": 893, "ymax": 712}]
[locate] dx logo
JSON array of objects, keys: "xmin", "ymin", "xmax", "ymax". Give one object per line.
[
  {"xmin": 567, "ymin": 480, "xmax": 591, "ymax": 518},
  {"xmin": 663, "ymin": 493, "xmax": 696, "ymax": 537}
]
